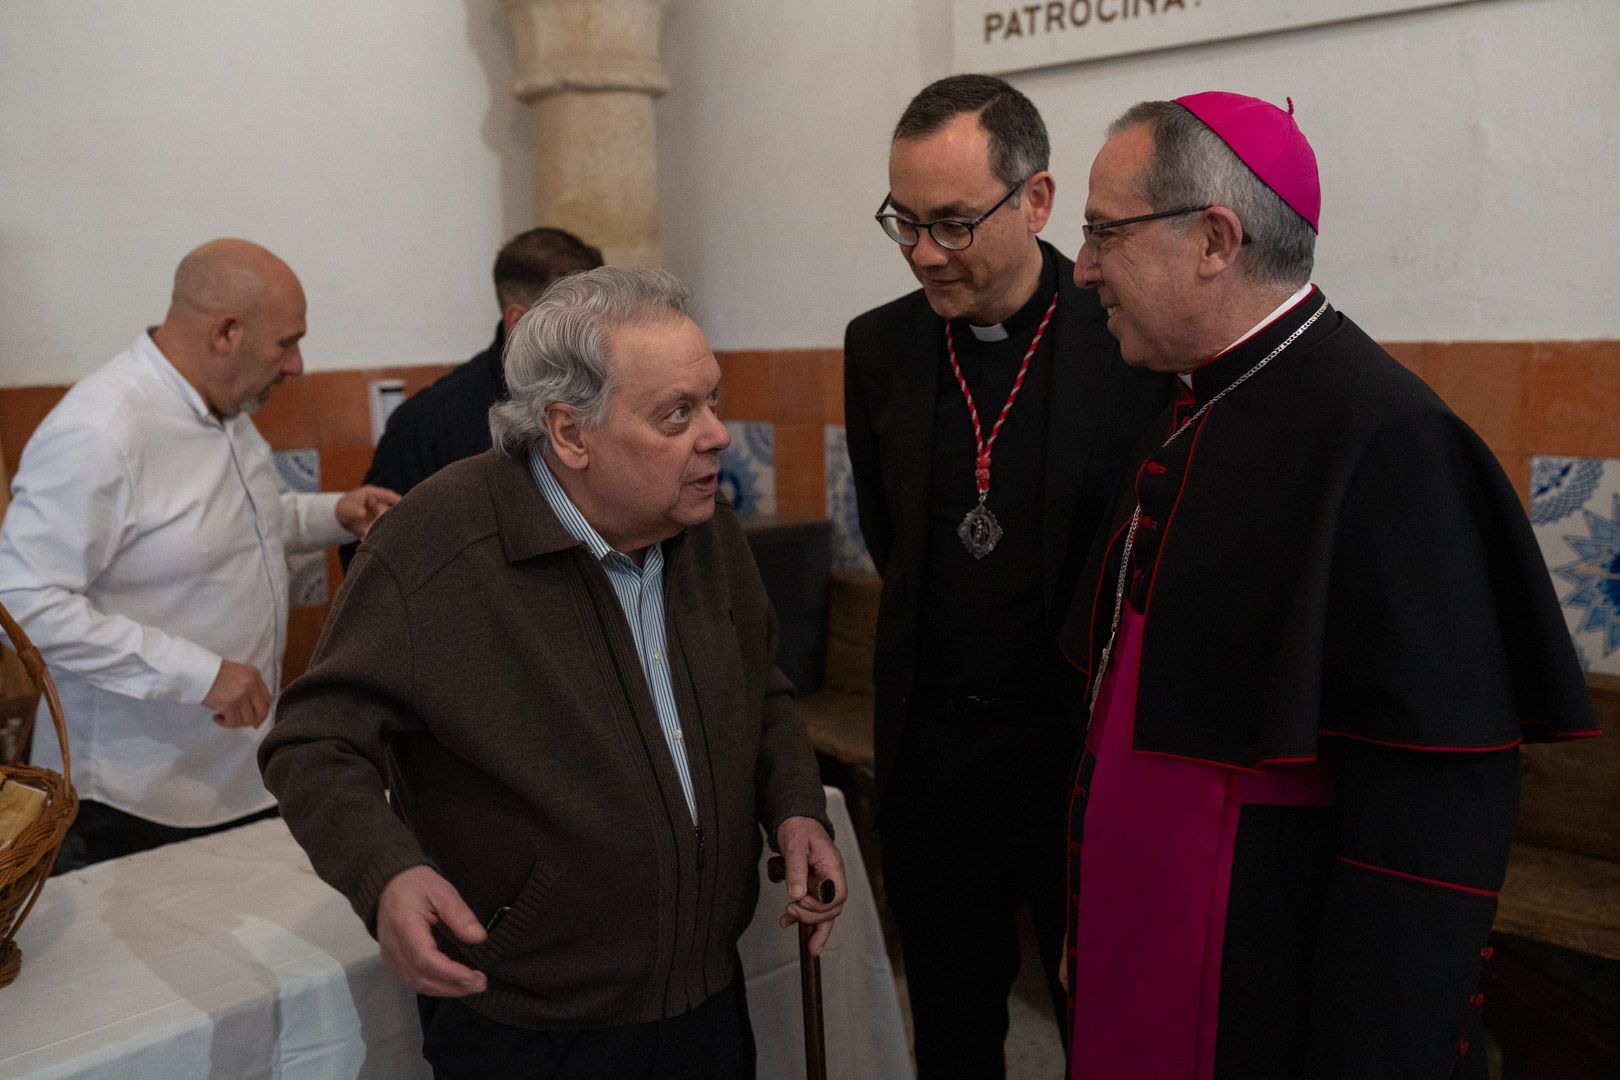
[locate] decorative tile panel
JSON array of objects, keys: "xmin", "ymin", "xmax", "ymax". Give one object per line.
[
  {"xmin": 1531, "ymin": 455, "xmax": 1620, "ymax": 675},
  {"xmin": 824, "ymin": 425, "xmax": 875, "ymax": 575},
  {"xmin": 719, "ymin": 421, "xmax": 776, "ymax": 519},
  {"xmin": 286, "ymin": 553, "xmax": 330, "ymax": 609},
  {"xmin": 273, "ymin": 447, "xmax": 320, "ymax": 494},
  {"xmin": 272, "ymin": 448, "xmax": 330, "ymax": 609}
]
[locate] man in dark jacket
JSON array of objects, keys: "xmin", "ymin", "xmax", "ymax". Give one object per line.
[
  {"xmin": 365, "ymin": 226, "xmax": 602, "ymax": 498},
  {"xmin": 1060, "ymin": 92, "xmax": 1596, "ymax": 1079},
  {"xmin": 844, "ymin": 75, "xmax": 1170, "ymax": 1078},
  {"xmin": 340, "ymin": 228, "xmax": 602, "ymax": 569},
  {"xmin": 261, "ymin": 266, "xmax": 844, "ymax": 1080}
]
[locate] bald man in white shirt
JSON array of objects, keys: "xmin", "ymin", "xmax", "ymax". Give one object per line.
[{"xmin": 0, "ymin": 238, "xmax": 398, "ymax": 870}]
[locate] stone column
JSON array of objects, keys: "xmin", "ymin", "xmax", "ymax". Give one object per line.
[{"xmin": 502, "ymin": 0, "xmax": 670, "ymax": 268}]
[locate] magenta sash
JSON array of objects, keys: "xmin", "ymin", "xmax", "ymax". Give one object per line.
[{"xmin": 1069, "ymin": 607, "xmax": 1334, "ymax": 1080}]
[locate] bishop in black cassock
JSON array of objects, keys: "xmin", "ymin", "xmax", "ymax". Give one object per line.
[{"xmin": 1060, "ymin": 92, "xmax": 1596, "ymax": 1080}]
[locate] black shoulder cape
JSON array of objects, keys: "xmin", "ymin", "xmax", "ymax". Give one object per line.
[{"xmin": 1061, "ymin": 289, "xmax": 1596, "ymax": 764}]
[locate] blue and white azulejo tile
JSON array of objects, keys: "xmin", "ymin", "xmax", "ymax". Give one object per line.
[
  {"xmin": 272, "ymin": 448, "xmax": 320, "ymax": 494},
  {"xmin": 1531, "ymin": 455, "xmax": 1620, "ymax": 675},
  {"xmin": 272, "ymin": 448, "xmax": 330, "ymax": 608},
  {"xmin": 718, "ymin": 421, "xmax": 776, "ymax": 519},
  {"xmin": 287, "ymin": 552, "xmax": 330, "ymax": 609},
  {"xmin": 824, "ymin": 425, "xmax": 875, "ymax": 575}
]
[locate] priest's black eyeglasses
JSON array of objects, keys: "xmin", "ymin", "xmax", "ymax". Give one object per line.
[{"xmin": 876, "ymin": 177, "xmax": 1029, "ymax": 252}]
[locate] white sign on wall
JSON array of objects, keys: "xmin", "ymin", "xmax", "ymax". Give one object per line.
[{"xmin": 953, "ymin": 0, "xmax": 1482, "ymax": 74}]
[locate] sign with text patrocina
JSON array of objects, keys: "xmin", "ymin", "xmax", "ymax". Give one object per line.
[{"xmin": 953, "ymin": 0, "xmax": 1482, "ymax": 74}]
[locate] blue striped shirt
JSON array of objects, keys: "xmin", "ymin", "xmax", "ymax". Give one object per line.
[{"xmin": 528, "ymin": 450, "xmax": 699, "ymax": 824}]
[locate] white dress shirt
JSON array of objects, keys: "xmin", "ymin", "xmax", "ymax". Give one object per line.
[{"xmin": 0, "ymin": 333, "xmax": 349, "ymax": 826}]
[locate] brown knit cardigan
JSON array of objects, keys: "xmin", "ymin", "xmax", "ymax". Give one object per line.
[{"xmin": 259, "ymin": 449, "xmax": 829, "ymax": 1030}]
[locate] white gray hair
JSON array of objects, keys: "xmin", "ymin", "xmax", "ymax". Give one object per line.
[
  {"xmin": 1110, "ymin": 101, "xmax": 1315, "ymax": 289},
  {"xmin": 489, "ymin": 266, "xmax": 692, "ymax": 456}
]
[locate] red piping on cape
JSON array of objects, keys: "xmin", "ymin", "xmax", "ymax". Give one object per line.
[
  {"xmin": 1336, "ymin": 855, "xmax": 1500, "ymax": 898},
  {"xmin": 1124, "ymin": 405, "xmax": 1214, "ymax": 756},
  {"xmin": 1518, "ymin": 719, "xmax": 1602, "ymax": 739},
  {"xmin": 1139, "ymin": 402, "xmax": 1209, "ymax": 619},
  {"xmin": 1317, "ymin": 729, "xmax": 1523, "ymax": 753},
  {"xmin": 1254, "ymin": 753, "xmax": 1321, "ymax": 766},
  {"xmin": 1083, "ymin": 726, "xmax": 1571, "ymax": 773},
  {"xmin": 1125, "ymin": 744, "xmax": 1280, "ymax": 775}
]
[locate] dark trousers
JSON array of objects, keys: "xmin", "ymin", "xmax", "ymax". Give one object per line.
[
  {"xmin": 51, "ymin": 800, "xmax": 279, "ymax": 875},
  {"xmin": 416, "ymin": 960, "xmax": 756, "ymax": 1080},
  {"xmin": 881, "ymin": 695, "xmax": 1073, "ymax": 1080}
]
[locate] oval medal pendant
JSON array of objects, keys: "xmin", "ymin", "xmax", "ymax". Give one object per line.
[{"xmin": 957, "ymin": 500, "xmax": 1002, "ymax": 559}]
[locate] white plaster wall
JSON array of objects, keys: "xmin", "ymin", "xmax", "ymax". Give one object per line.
[
  {"xmin": 2, "ymin": 0, "xmax": 1613, "ymax": 385},
  {"xmin": 656, "ymin": 0, "xmax": 1620, "ymax": 347},
  {"xmin": 0, "ymin": 0, "xmax": 533, "ymax": 383}
]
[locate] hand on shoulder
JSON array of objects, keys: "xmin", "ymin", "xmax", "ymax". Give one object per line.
[{"xmin": 336, "ymin": 485, "xmax": 402, "ymax": 539}]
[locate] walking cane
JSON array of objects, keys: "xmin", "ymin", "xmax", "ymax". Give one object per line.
[{"xmin": 767, "ymin": 855, "xmax": 836, "ymax": 1080}]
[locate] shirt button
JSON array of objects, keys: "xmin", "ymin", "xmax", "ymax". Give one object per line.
[
  {"xmin": 673, "ymin": 728, "xmax": 684, "ymax": 740},
  {"xmin": 651, "ymin": 650, "xmax": 663, "ymax": 662}
]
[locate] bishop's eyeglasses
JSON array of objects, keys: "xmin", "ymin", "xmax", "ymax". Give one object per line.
[
  {"xmin": 875, "ymin": 177, "xmax": 1029, "ymax": 252},
  {"xmin": 1080, "ymin": 205, "xmax": 1252, "ymax": 256}
]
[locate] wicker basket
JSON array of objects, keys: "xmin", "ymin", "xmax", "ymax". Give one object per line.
[{"xmin": 0, "ymin": 598, "xmax": 77, "ymax": 988}]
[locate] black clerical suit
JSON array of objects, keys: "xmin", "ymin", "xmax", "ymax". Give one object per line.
[{"xmin": 843, "ymin": 241, "xmax": 1170, "ymax": 1077}]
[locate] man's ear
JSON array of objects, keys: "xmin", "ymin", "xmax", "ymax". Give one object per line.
[
  {"xmin": 209, "ymin": 314, "xmax": 242, "ymax": 355},
  {"xmin": 502, "ymin": 303, "xmax": 528, "ymax": 338},
  {"xmin": 1196, "ymin": 206, "xmax": 1246, "ymax": 278},
  {"xmin": 1022, "ymin": 171, "xmax": 1056, "ymax": 234},
  {"xmin": 544, "ymin": 402, "xmax": 588, "ymax": 470}
]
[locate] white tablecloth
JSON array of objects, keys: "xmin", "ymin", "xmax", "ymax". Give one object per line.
[{"xmin": 0, "ymin": 787, "xmax": 911, "ymax": 1080}]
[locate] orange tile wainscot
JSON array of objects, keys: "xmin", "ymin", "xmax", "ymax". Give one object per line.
[{"xmin": 2, "ymin": 343, "xmax": 1615, "ymax": 686}]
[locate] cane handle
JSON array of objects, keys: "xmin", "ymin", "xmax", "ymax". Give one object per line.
[{"xmin": 766, "ymin": 854, "xmax": 836, "ymax": 903}]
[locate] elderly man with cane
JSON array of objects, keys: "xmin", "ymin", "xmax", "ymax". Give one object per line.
[{"xmin": 261, "ymin": 266, "xmax": 847, "ymax": 1080}]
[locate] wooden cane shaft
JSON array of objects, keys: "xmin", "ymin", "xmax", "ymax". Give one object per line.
[
  {"xmin": 768, "ymin": 855, "xmax": 831, "ymax": 1078},
  {"xmin": 799, "ymin": 921, "xmax": 827, "ymax": 1080}
]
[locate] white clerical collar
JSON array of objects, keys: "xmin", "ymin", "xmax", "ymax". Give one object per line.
[
  {"xmin": 1182, "ymin": 282, "xmax": 1315, "ymax": 388},
  {"xmin": 968, "ymin": 322, "xmax": 1010, "ymax": 342},
  {"xmin": 1221, "ymin": 282, "xmax": 1315, "ymax": 355}
]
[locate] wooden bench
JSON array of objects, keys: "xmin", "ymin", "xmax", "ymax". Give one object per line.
[
  {"xmin": 1485, "ymin": 673, "xmax": 1620, "ymax": 1078},
  {"xmin": 795, "ymin": 572, "xmax": 880, "ymax": 770}
]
